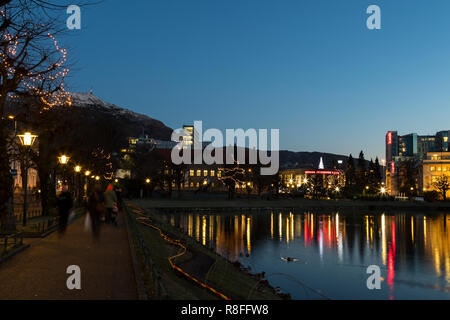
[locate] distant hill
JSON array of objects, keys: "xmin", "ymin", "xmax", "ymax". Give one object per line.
[
  {"xmin": 5, "ymin": 93, "xmax": 373, "ymax": 169},
  {"xmin": 5, "ymin": 92, "xmax": 173, "ymax": 152},
  {"xmin": 279, "ymin": 150, "xmax": 374, "ymax": 170},
  {"xmin": 68, "ymin": 92, "xmax": 173, "ymax": 142}
]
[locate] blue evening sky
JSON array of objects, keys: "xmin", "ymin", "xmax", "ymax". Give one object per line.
[{"xmin": 64, "ymin": 0, "xmax": 450, "ymax": 160}]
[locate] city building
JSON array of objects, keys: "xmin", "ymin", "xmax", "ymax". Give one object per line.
[
  {"xmin": 422, "ymin": 152, "xmax": 450, "ymax": 199},
  {"xmin": 386, "ymin": 130, "xmax": 450, "ymax": 196}
]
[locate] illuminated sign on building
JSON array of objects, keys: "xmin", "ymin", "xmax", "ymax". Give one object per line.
[
  {"xmin": 305, "ymin": 170, "xmax": 340, "ymax": 175},
  {"xmin": 390, "ymin": 162, "xmax": 395, "ymax": 174},
  {"xmin": 387, "ymin": 132, "xmax": 392, "ymax": 145}
]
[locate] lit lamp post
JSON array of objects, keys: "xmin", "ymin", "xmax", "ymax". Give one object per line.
[
  {"xmin": 17, "ymin": 132, "xmax": 38, "ymax": 227},
  {"xmin": 58, "ymin": 155, "xmax": 70, "ymax": 190},
  {"xmin": 84, "ymin": 170, "xmax": 91, "ymax": 197},
  {"xmin": 74, "ymin": 165, "xmax": 81, "ymax": 202}
]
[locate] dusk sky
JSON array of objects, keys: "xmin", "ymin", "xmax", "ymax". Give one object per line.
[{"xmin": 65, "ymin": 0, "xmax": 450, "ymax": 161}]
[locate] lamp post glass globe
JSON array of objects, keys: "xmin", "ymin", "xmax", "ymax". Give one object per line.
[
  {"xmin": 58, "ymin": 155, "xmax": 69, "ymax": 165},
  {"xmin": 18, "ymin": 132, "xmax": 37, "ymax": 146}
]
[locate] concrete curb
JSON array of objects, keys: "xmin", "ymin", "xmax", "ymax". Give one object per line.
[
  {"xmin": 0, "ymin": 244, "xmax": 31, "ymax": 265},
  {"xmin": 123, "ymin": 204, "xmax": 148, "ymax": 300}
]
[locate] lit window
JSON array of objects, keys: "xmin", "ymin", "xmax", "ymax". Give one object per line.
[
  {"xmin": 196, "ymin": 182, "xmax": 200, "ymax": 188},
  {"xmin": 444, "ymin": 137, "xmax": 449, "ymax": 142},
  {"xmin": 203, "ymin": 170, "xmax": 208, "ymax": 177},
  {"xmin": 190, "ymin": 182, "xmax": 194, "ymax": 188},
  {"xmin": 197, "ymin": 170, "xmax": 201, "ymax": 177},
  {"xmin": 210, "ymin": 170, "xmax": 215, "ymax": 177},
  {"xmin": 190, "ymin": 170, "xmax": 194, "ymax": 177},
  {"xmin": 431, "ymin": 166, "xmax": 435, "ymax": 171},
  {"xmin": 218, "ymin": 171, "xmax": 222, "ymax": 178},
  {"xmin": 211, "ymin": 182, "xmax": 215, "ymax": 188}
]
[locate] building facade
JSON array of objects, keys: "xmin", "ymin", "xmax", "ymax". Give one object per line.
[
  {"xmin": 422, "ymin": 152, "xmax": 450, "ymax": 199},
  {"xmin": 386, "ymin": 130, "xmax": 450, "ymax": 196}
]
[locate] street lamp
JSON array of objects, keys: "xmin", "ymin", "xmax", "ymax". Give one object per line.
[
  {"xmin": 17, "ymin": 132, "xmax": 38, "ymax": 227},
  {"xmin": 74, "ymin": 165, "xmax": 81, "ymax": 202},
  {"xmin": 58, "ymin": 155, "xmax": 70, "ymax": 189}
]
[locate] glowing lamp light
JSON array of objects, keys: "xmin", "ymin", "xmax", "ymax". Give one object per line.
[
  {"xmin": 8, "ymin": 115, "xmax": 14, "ymax": 120},
  {"xmin": 95, "ymin": 176, "xmax": 100, "ymax": 181},
  {"xmin": 58, "ymin": 155, "xmax": 69, "ymax": 165},
  {"xmin": 75, "ymin": 165, "xmax": 81, "ymax": 173},
  {"xmin": 381, "ymin": 187, "xmax": 386, "ymax": 194},
  {"xmin": 85, "ymin": 170, "xmax": 91, "ymax": 176},
  {"xmin": 18, "ymin": 132, "xmax": 37, "ymax": 147},
  {"xmin": 114, "ymin": 179, "xmax": 119, "ymax": 183},
  {"xmin": 335, "ymin": 187, "xmax": 340, "ymax": 192},
  {"xmin": 146, "ymin": 178, "xmax": 151, "ymax": 184}
]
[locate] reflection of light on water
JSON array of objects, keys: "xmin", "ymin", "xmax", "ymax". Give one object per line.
[
  {"xmin": 247, "ymin": 217, "xmax": 251, "ymax": 254},
  {"xmin": 202, "ymin": 215, "xmax": 207, "ymax": 246},
  {"xmin": 171, "ymin": 210, "xmax": 450, "ymax": 299},
  {"xmin": 424, "ymin": 217, "xmax": 427, "ymax": 246},
  {"xmin": 188, "ymin": 214, "xmax": 193, "ymax": 237},
  {"xmin": 381, "ymin": 214, "xmax": 386, "ymax": 266},
  {"xmin": 365, "ymin": 216, "xmax": 369, "ymax": 244},
  {"xmin": 241, "ymin": 215, "xmax": 246, "ymax": 253},
  {"xmin": 286, "ymin": 217, "xmax": 290, "ymax": 244},
  {"xmin": 270, "ymin": 212, "xmax": 274, "ymax": 239},
  {"xmin": 279, "ymin": 213, "xmax": 282, "ymax": 241},
  {"xmin": 434, "ymin": 248, "xmax": 441, "ymax": 277},
  {"xmin": 336, "ymin": 213, "xmax": 343, "ymax": 262},
  {"xmin": 327, "ymin": 216, "xmax": 331, "ymax": 248},
  {"xmin": 319, "ymin": 226, "xmax": 323, "ymax": 261}
]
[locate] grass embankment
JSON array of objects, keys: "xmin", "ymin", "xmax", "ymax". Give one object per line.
[{"xmin": 126, "ymin": 204, "xmax": 281, "ymax": 300}]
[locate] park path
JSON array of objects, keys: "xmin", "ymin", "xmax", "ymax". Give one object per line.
[{"xmin": 0, "ymin": 211, "xmax": 138, "ymax": 300}]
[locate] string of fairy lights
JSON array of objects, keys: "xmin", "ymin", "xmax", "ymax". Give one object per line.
[{"xmin": 0, "ymin": 7, "xmax": 71, "ymax": 109}]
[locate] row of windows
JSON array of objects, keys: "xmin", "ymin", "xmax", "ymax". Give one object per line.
[
  {"xmin": 429, "ymin": 166, "xmax": 450, "ymax": 172},
  {"xmin": 189, "ymin": 170, "xmax": 221, "ymax": 177}
]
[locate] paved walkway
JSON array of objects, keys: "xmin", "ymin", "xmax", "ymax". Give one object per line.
[{"xmin": 0, "ymin": 211, "xmax": 138, "ymax": 300}]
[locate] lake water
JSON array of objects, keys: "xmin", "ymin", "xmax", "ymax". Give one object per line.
[{"xmin": 160, "ymin": 210, "xmax": 450, "ymax": 300}]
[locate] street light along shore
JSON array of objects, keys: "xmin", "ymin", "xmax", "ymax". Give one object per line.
[{"xmin": 17, "ymin": 132, "xmax": 38, "ymax": 227}]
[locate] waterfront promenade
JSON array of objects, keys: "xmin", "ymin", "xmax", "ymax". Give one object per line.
[{"xmin": 0, "ymin": 211, "xmax": 138, "ymax": 300}]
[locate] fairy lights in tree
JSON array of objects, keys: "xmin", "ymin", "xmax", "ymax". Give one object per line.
[{"xmin": 0, "ymin": 1, "xmax": 71, "ymax": 111}]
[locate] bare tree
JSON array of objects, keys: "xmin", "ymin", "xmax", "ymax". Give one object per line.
[
  {"xmin": 432, "ymin": 175, "xmax": 449, "ymax": 201},
  {"xmin": 0, "ymin": 0, "xmax": 85, "ymax": 229}
]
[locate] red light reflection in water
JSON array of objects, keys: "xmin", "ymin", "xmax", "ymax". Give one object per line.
[{"xmin": 387, "ymin": 219, "xmax": 396, "ymax": 300}]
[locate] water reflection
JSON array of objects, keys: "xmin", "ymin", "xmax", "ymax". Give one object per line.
[{"xmin": 163, "ymin": 211, "xmax": 450, "ymax": 299}]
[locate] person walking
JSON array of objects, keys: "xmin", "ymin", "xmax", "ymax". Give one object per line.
[
  {"xmin": 56, "ymin": 185, "xmax": 73, "ymax": 235},
  {"xmin": 104, "ymin": 184, "xmax": 117, "ymax": 224},
  {"xmin": 86, "ymin": 186, "xmax": 105, "ymax": 238}
]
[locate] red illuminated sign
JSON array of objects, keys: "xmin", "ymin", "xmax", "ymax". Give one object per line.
[
  {"xmin": 387, "ymin": 132, "xmax": 392, "ymax": 145},
  {"xmin": 390, "ymin": 162, "xmax": 395, "ymax": 174},
  {"xmin": 305, "ymin": 170, "xmax": 340, "ymax": 175}
]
